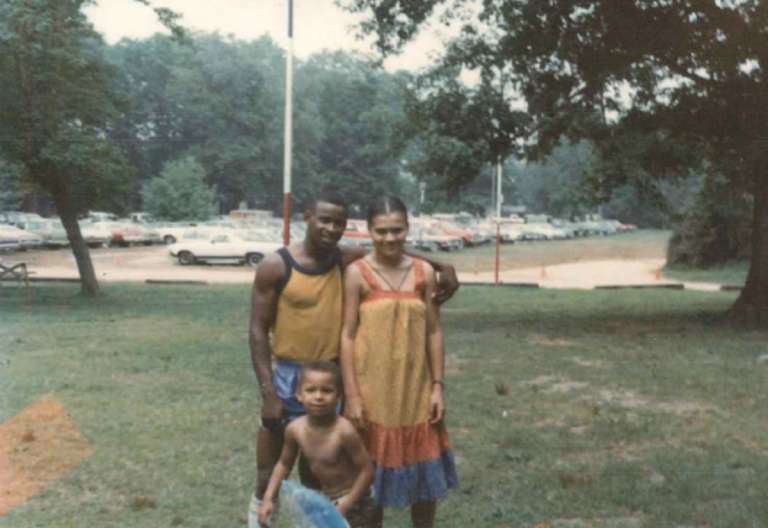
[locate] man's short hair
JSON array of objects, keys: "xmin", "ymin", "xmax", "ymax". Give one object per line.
[
  {"xmin": 300, "ymin": 360, "xmax": 343, "ymax": 390},
  {"xmin": 309, "ymin": 190, "xmax": 347, "ymax": 213}
]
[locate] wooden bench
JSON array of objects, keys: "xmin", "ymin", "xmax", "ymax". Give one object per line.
[{"xmin": 0, "ymin": 261, "xmax": 32, "ymax": 286}]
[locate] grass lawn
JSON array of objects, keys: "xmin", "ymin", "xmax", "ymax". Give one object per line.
[
  {"xmin": 663, "ymin": 262, "xmax": 749, "ymax": 287},
  {"xmin": 1, "ymin": 283, "xmax": 767, "ymax": 528}
]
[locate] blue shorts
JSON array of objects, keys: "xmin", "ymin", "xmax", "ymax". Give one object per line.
[{"xmin": 273, "ymin": 359, "xmax": 308, "ymax": 422}]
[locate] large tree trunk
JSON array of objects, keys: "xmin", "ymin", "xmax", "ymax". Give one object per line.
[
  {"xmin": 728, "ymin": 180, "xmax": 768, "ymax": 324},
  {"xmin": 57, "ymin": 201, "xmax": 101, "ymax": 297}
]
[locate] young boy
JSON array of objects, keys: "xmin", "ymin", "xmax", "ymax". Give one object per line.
[{"xmin": 259, "ymin": 361, "xmax": 377, "ymax": 528}]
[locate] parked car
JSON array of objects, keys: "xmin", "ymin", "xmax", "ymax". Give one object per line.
[
  {"xmin": 101, "ymin": 222, "xmax": 145, "ymax": 247},
  {"xmin": 431, "ymin": 221, "xmax": 486, "ymax": 247},
  {"xmin": 0, "ymin": 224, "xmax": 44, "ymax": 250},
  {"xmin": 581, "ymin": 220, "xmax": 618, "ymax": 236},
  {"xmin": 129, "ymin": 222, "xmax": 162, "ymax": 245},
  {"xmin": 524, "ymin": 222, "xmax": 571, "ymax": 240},
  {"xmin": 411, "ymin": 228, "xmax": 463, "ymax": 252},
  {"xmin": 17, "ymin": 219, "xmax": 70, "ymax": 248},
  {"xmin": 168, "ymin": 231, "xmax": 283, "ymax": 266},
  {"xmin": 83, "ymin": 211, "xmax": 118, "ymax": 223},
  {"xmin": 129, "ymin": 212, "xmax": 156, "ymax": 223},
  {"xmin": 342, "ymin": 220, "xmax": 373, "ymax": 247},
  {"xmin": 0, "ymin": 225, "xmax": 23, "ymax": 251},
  {"xmin": 151, "ymin": 221, "xmax": 201, "ymax": 244},
  {"xmin": 78, "ymin": 221, "xmax": 114, "ymax": 248},
  {"xmin": 0, "ymin": 211, "xmax": 44, "ymax": 226}
]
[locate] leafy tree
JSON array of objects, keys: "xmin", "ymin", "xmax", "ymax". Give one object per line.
[
  {"xmin": 0, "ymin": 0, "xmax": 181, "ymax": 296},
  {"xmin": 343, "ymin": 0, "xmax": 768, "ymax": 322},
  {"xmin": 514, "ymin": 140, "xmax": 595, "ymax": 219},
  {"xmin": 105, "ymin": 35, "xmax": 191, "ymax": 209},
  {"xmin": 0, "ymin": 157, "xmax": 24, "ymax": 211},
  {"xmin": 297, "ymin": 52, "xmax": 413, "ymax": 212},
  {"xmin": 142, "ymin": 157, "xmax": 218, "ymax": 221}
]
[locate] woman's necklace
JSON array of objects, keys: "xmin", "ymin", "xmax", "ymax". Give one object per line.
[{"xmin": 368, "ymin": 261, "xmax": 413, "ymax": 291}]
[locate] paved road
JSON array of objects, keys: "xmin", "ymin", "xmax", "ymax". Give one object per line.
[{"xmin": 7, "ymin": 246, "xmax": 725, "ymax": 291}]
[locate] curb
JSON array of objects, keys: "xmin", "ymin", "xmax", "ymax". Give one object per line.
[
  {"xmin": 464, "ymin": 282, "xmax": 540, "ymax": 289},
  {"xmin": 145, "ymin": 280, "xmax": 208, "ymax": 286},
  {"xmin": 595, "ymin": 284, "xmax": 685, "ymax": 291},
  {"xmin": 28, "ymin": 277, "xmax": 81, "ymax": 284}
]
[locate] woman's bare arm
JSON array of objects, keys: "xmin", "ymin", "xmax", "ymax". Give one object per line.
[{"xmin": 423, "ymin": 263, "xmax": 446, "ymax": 424}]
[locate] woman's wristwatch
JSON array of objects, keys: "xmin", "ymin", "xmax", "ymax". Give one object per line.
[{"xmin": 432, "ymin": 379, "xmax": 446, "ymax": 387}]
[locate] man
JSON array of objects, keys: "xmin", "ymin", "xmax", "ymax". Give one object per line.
[{"xmin": 247, "ymin": 191, "xmax": 458, "ymax": 526}]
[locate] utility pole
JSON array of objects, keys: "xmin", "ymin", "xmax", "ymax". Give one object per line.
[{"xmin": 282, "ymin": 0, "xmax": 294, "ymax": 246}]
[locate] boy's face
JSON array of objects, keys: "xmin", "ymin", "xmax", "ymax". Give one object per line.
[{"xmin": 298, "ymin": 371, "xmax": 340, "ymax": 417}]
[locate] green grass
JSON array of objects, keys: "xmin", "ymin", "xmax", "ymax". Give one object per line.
[
  {"xmin": 1, "ymin": 284, "xmax": 767, "ymax": 528},
  {"xmin": 664, "ymin": 261, "xmax": 749, "ymax": 287}
]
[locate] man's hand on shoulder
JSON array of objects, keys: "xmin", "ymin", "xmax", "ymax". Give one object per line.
[{"xmin": 434, "ymin": 263, "xmax": 459, "ymax": 305}]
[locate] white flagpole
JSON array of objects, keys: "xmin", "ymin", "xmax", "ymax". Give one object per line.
[{"xmin": 283, "ymin": 0, "xmax": 294, "ymax": 246}]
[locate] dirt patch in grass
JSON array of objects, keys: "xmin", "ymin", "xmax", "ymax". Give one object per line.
[
  {"xmin": 588, "ymin": 389, "xmax": 720, "ymax": 414},
  {"xmin": 569, "ymin": 357, "xmax": 603, "ymax": 368},
  {"xmin": 528, "ymin": 336, "xmax": 583, "ymax": 348},
  {"xmin": 0, "ymin": 395, "xmax": 93, "ymax": 516},
  {"xmin": 519, "ymin": 376, "xmax": 590, "ymax": 394}
]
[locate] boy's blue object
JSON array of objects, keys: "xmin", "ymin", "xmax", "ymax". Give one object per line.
[{"xmin": 281, "ymin": 481, "xmax": 351, "ymax": 528}]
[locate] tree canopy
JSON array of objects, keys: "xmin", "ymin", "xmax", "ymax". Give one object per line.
[
  {"xmin": 142, "ymin": 157, "xmax": 218, "ymax": 221},
  {"xmin": 342, "ymin": 0, "xmax": 768, "ymax": 321}
]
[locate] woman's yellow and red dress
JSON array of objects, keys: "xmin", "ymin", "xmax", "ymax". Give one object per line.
[{"xmin": 352, "ymin": 258, "xmax": 458, "ymax": 507}]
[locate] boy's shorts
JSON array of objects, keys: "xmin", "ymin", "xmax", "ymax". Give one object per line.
[
  {"xmin": 333, "ymin": 492, "xmax": 377, "ymax": 528},
  {"xmin": 261, "ymin": 360, "xmax": 342, "ymax": 433}
]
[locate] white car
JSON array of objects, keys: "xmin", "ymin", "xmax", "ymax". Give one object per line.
[
  {"xmin": 169, "ymin": 232, "xmax": 282, "ymax": 266},
  {"xmin": 78, "ymin": 221, "xmax": 114, "ymax": 248},
  {"xmin": 0, "ymin": 224, "xmax": 44, "ymax": 250}
]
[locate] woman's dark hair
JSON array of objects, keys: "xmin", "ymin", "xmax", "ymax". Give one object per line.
[{"xmin": 366, "ymin": 196, "xmax": 409, "ymax": 228}]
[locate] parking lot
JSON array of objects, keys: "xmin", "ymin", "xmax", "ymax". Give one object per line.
[{"xmin": 0, "ymin": 230, "xmax": 678, "ymax": 289}]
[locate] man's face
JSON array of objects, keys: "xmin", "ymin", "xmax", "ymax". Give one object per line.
[{"xmin": 304, "ymin": 201, "xmax": 348, "ymax": 251}]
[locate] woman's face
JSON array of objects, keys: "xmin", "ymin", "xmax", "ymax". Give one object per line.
[{"xmin": 369, "ymin": 212, "xmax": 409, "ymax": 260}]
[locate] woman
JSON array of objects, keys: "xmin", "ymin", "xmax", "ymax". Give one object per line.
[{"xmin": 340, "ymin": 197, "xmax": 458, "ymax": 528}]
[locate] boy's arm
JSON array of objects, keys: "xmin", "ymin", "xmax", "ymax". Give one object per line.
[
  {"xmin": 340, "ymin": 265, "xmax": 365, "ymax": 430},
  {"xmin": 423, "ymin": 263, "xmax": 446, "ymax": 425},
  {"xmin": 338, "ymin": 244, "xmax": 459, "ymax": 305},
  {"xmin": 259, "ymin": 425, "xmax": 301, "ymax": 525},
  {"xmin": 249, "ymin": 253, "xmax": 287, "ymax": 422},
  {"xmin": 336, "ymin": 421, "xmax": 375, "ymax": 518}
]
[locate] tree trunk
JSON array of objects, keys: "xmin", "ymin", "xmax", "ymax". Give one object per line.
[
  {"xmin": 728, "ymin": 180, "xmax": 768, "ymax": 324},
  {"xmin": 58, "ymin": 202, "xmax": 101, "ymax": 297}
]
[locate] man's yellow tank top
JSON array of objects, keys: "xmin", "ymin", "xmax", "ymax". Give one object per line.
[{"xmin": 271, "ymin": 247, "xmax": 343, "ymax": 362}]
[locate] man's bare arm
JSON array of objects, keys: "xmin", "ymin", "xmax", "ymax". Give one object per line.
[{"xmin": 249, "ymin": 252, "xmax": 287, "ymax": 420}]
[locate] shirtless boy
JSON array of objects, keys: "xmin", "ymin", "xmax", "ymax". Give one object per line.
[{"xmin": 259, "ymin": 361, "xmax": 376, "ymax": 528}]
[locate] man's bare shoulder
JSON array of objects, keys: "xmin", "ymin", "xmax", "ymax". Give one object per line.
[
  {"xmin": 339, "ymin": 244, "xmax": 368, "ymax": 268},
  {"xmin": 255, "ymin": 251, "xmax": 287, "ymax": 285}
]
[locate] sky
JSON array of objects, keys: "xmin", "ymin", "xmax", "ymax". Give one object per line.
[{"xmin": 84, "ymin": 0, "xmax": 445, "ymax": 72}]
